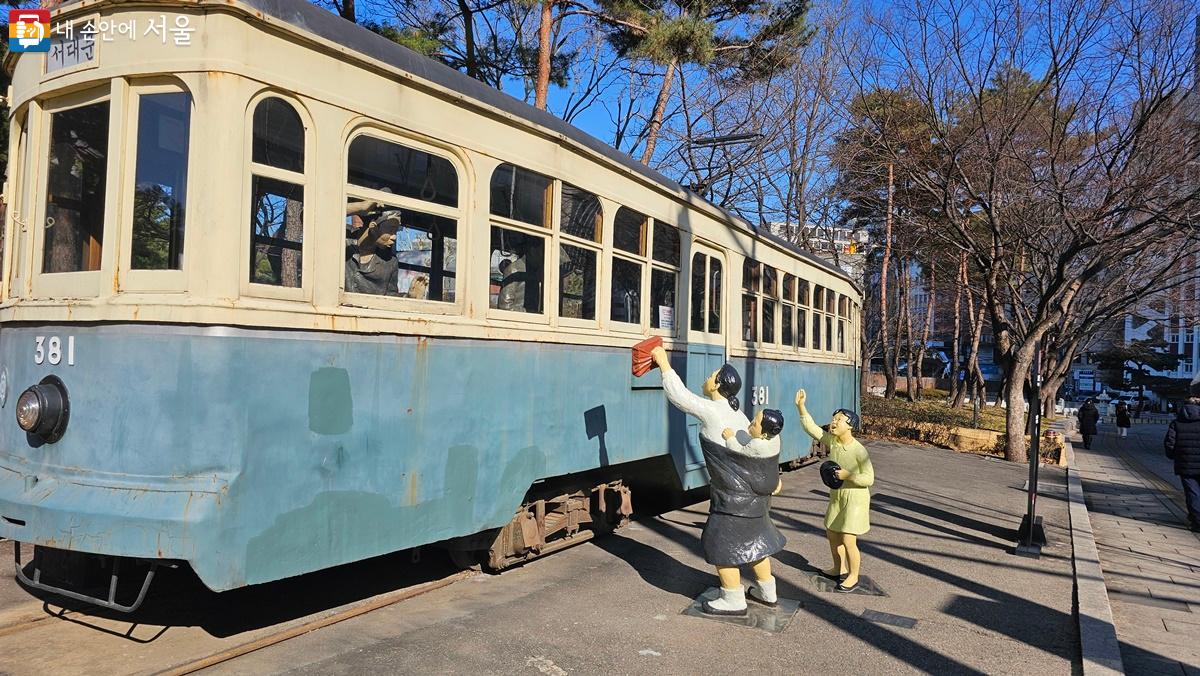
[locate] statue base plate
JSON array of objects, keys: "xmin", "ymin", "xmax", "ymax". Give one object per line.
[
  {"xmin": 681, "ymin": 587, "xmax": 800, "ymax": 633},
  {"xmin": 804, "ymin": 571, "xmax": 887, "ymax": 596}
]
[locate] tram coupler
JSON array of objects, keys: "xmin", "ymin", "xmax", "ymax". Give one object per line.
[{"xmin": 13, "ymin": 544, "xmax": 159, "ymax": 613}]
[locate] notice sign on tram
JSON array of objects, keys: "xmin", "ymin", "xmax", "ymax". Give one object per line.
[{"xmin": 46, "ymin": 24, "xmax": 95, "ymax": 73}]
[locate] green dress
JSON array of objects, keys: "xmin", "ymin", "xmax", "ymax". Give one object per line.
[{"xmin": 801, "ymin": 412, "xmax": 875, "ymax": 535}]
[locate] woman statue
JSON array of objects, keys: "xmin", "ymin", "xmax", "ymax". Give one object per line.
[{"xmin": 650, "ymin": 346, "xmax": 786, "ymax": 616}]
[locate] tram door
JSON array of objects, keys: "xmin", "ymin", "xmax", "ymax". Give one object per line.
[{"xmin": 680, "ymin": 243, "xmax": 727, "ymax": 489}]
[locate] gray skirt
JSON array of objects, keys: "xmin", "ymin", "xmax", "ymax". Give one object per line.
[{"xmin": 701, "ymin": 512, "xmax": 786, "ymax": 566}]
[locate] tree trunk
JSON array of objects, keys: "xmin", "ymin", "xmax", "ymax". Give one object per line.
[
  {"xmin": 1042, "ymin": 374, "xmax": 1065, "ymax": 418},
  {"xmin": 915, "ymin": 260, "xmax": 936, "ymax": 401},
  {"xmin": 902, "ymin": 261, "xmax": 916, "ymax": 401},
  {"xmin": 640, "ymin": 59, "xmax": 677, "ymax": 165},
  {"xmin": 948, "ymin": 253, "xmax": 965, "ymax": 403},
  {"xmin": 880, "ymin": 162, "xmax": 896, "ymax": 399},
  {"xmin": 339, "ymin": 0, "xmax": 355, "ymax": 23},
  {"xmin": 1004, "ymin": 359, "xmax": 1032, "ymax": 464},
  {"xmin": 1003, "ymin": 339, "xmax": 1043, "ymax": 463},
  {"xmin": 534, "ymin": 0, "xmax": 554, "ymax": 110}
]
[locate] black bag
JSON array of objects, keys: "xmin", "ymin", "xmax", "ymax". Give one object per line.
[{"xmin": 820, "ymin": 460, "xmax": 844, "ymax": 489}]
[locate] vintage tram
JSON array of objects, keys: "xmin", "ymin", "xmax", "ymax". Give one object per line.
[{"xmin": 0, "ymin": 0, "xmax": 860, "ymax": 609}]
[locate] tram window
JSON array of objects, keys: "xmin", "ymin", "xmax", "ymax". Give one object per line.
[
  {"xmin": 347, "ymin": 136, "xmax": 458, "ymax": 208},
  {"xmin": 783, "ymin": 275, "xmax": 796, "ymax": 346},
  {"xmin": 812, "ymin": 310, "xmax": 821, "ymax": 349},
  {"xmin": 762, "ymin": 298, "xmax": 775, "ymax": 343},
  {"xmin": 649, "ymin": 220, "xmax": 679, "ymax": 331},
  {"xmin": 826, "ymin": 291, "xmax": 835, "ymax": 314},
  {"xmin": 709, "ymin": 259, "xmax": 722, "ymax": 334},
  {"xmin": 249, "ymin": 176, "xmax": 304, "ymax": 287},
  {"xmin": 763, "ymin": 266, "xmax": 778, "ymax": 297},
  {"xmin": 797, "ymin": 279, "xmax": 810, "ymax": 306},
  {"xmin": 743, "ymin": 259, "xmax": 760, "ymax": 292},
  {"xmin": 613, "ymin": 208, "xmax": 646, "ymax": 255},
  {"xmin": 652, "ymin": 221, "xmax": 679, "ymax": 267},
  {"xmin": 813, "ymin": 285, "xmax": 824, "ymax": 310},
  {"xmin": 491, "ymin": 164, "xmax": 551, "ymax": 228},
  {"xmin": 838, "ymin": 319, "xmax": 846, "ymax": 353},
  {"xmin": 797, "ymin": 308, "xmax": 808, "ymax": 348},
  {"xmin": 560, "ymin": 183, "xmax": 601, "ymax": 241},
  {"xmin": 742, "ymin": 294, "xmax": 757, "ymax": 342},
  {"xmin": 132, "ymin": 92, "xmax": 191, "ymax": 270},
  {"xmin": 490, "ymin": 227, "xmax": 544, "ymax": 313},
  {"xmin": 43, "ymin": 101, "xmax": 110, "ymax": 274},
  {"xmin": 690, "ymin": 253, "xmax": 705, "ymax": 331},
  {"xmin": 611, "ymin": 257, "xmax": 642, "ymax": 324},
  {"xmin": 252, "ymin": 98, "xmax": 304, "ymax": 172},
  {"xmin": 826, "ymin": 315, "xmax": 834, "ymax": 351},
  {"xmin": 559, "ymin": 243, "xmax": 596, "ymax": 320},
  {"xmin": 345, "ymin": 199, "xmax": 458, "ymax": 301},
  {"xmin": 650, "ymin": 268, "xmax": 676, "ymax": 329}
]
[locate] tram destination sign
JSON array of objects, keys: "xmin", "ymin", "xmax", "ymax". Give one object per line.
[{"xmin": 46, "ymin": 26, "xmax": 95, "ymax": 73}]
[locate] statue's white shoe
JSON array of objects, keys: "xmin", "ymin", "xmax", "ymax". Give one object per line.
[
  {"xmin": 748, "ymin": 576, "xmax": 778, "ymax": 606},
  {"xmin": 701, "ymin": 586, "xmax": 747, "ymax": 616}
]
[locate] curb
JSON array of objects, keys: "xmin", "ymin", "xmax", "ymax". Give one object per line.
[{"xmin": 1054, "ymin": 422, "xmax": 1124, "ymax": 676}]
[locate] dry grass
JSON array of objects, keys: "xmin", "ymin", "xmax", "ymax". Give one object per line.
[
  {"xmin": 862, "ymin": 390, "xmax": 1063, "ymax": 463},
  {"xmin": 863, "ymin": 389, "xmax": 1007, "ymax": 433}
]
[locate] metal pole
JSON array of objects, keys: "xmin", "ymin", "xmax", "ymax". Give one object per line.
[{"xmin": 1021, "ymin": 342, "xmax": 1044, "ymax": 551}]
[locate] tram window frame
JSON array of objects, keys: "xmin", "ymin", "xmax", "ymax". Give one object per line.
[
  {"xmin": 608, "ymin": 206, "xmax": 649, "ymax": 332},
  {"xmin": 30, "ymin": 85, "xmax": 120, "ymax": 300},
  {"xmin": 741, "ymin": 259, "xmax": 781, "ymax": 348},
  {"xmin": 5, "ymin": 107, "xmax": 30, "ymax": 299},
  {"xmin": 120, "ymin": 80, "xmax": 194, "ymax": 293},
  {"xmin": 812, "ymin": 284, "xmax": 825, "ymax": 350},
  {"xmin": 837, "ymin": 294, "xmax": 849, "ymax": 354},
  {"xmin": 782, "ymin": 273, "xmax": 796, "ymax": 348},
  {"xmin": 556, "ymin": 182, "xmax": 602, "ymax": 326},
  {"xmin": 795, "ymin": 277, "xmax": 810, "ymax": 349},
  {"xmin": 242, "ymin": 93, "xmax": 312, "ymax": 302},
  {"xmin": 649, "ymin": 220, "xmax": 680, "ymax": 334},
  {"xmin": 742, "ymin": 259, "xmax": 759, "ymax": 343},
  {"xmin": 341, "ymin": 130, "xmax": 464, "ymax": 314},
  {"xmin": 488, "ymin": 162, "xmax": 553, "ymax": 322},
  {"xmin": 688, "ymin": 250, "xmax": 724, "ymax": 337}
]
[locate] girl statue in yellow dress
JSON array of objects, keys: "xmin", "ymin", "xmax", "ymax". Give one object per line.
[{"xmin": 795, "ymin": 388, "xmax": 874, "ymax": 592}]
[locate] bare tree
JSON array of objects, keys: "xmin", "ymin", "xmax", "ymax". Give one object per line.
[{"xmin": 848, "ymin": 0, "xmax": 1200, "ymax": 461}]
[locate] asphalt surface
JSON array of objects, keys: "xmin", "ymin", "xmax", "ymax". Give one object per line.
[{"xmin": 204, "ymin": 440, "xmax": 1077, "ymax": 675}]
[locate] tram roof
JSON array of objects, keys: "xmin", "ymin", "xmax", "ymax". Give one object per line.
[{"xmin": 43, "ymin": 0, "xmax": 856, "ymax": 289}]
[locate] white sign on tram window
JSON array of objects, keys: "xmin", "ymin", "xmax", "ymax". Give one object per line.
[
  {"xmin": 46, "ymin": 31, "xmax": 96, "ymax": 73},
  {"xmin": 658, "ymin": 306, "xmax": 674, "ymax": 331}
]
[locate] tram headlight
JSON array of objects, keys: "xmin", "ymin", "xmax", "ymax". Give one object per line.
[
  {"xmin": 15, "ymin": 390, "xmax": 40, "ymax": 431},
  {"xmin": 15, "ymin": 376, "xmax": 69, "ymax": 443}
]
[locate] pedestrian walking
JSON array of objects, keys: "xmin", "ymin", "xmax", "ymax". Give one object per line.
[
  {"xmin": 1077, "ymin": 399, "xmax": 1099, "ymax": 450},
  {"xmin": 1164, "ymin": 396, "xmax": 1200, "ymax": 531},
  {"xmin": 1116, "ymin": 401, "xmax": 1131, "ymax": 438}
]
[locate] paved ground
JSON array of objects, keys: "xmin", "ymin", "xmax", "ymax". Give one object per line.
[
  {"xmin": 208, "ymin": 440, "xmax": 1076, "ymax": 675},
  {"xmin": 0, "ymin": 439, "xmax": 1077, "ymax": 675},
  {"xmin": 1073, "ymin": 424, "xmax": 1200, "ymax": 675}
]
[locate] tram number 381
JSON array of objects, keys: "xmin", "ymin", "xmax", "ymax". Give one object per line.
[
  {"xmin": 34, "ymin": 336, "xmax": 76, "ymax": 366},
  {"xmin": 750, "ymin": 386, "xmax": 770, "ymax": 406}
]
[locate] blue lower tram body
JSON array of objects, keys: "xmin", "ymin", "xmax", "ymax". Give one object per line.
[{"xmin": 0, "ymin": 324, "xmax": 859, "ymax": 591}]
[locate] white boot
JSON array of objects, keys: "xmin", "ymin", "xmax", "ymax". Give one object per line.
[
  {"xmin": 749, "ymin": 576, "xmax": 778, "ymax": 606},
  {"xmin": 702, "ymin": 586, "xmax": 747, "ymax": 616}
]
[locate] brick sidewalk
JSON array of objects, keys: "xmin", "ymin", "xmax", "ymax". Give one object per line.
[{"xmin": 1073, "ymin": 433, "xmax": 1200, "ymax": 675}]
